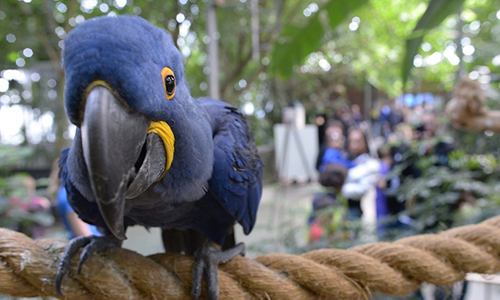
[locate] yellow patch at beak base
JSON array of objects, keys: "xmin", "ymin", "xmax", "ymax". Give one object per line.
[{"xmin": 148, "ymin": 121, "xmax": 175, "ymax": 179}]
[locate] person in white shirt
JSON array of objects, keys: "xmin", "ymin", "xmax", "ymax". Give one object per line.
[{"xmin": 342, "ymin": 128, "xmax": 380, "ymax": 218}]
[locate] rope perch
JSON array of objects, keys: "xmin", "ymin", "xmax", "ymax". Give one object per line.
[{"xmin": 2, "ymin": 216, "xmax": 500, "ymax": 299}]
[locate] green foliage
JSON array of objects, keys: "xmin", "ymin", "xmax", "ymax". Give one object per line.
[
  {"xmin": 0, "ymin": 144, "xmax": 33, "ymax": 171},
  {"xmin": 402, "ymin": 0, "xmax": 466, "ymax": 89},
  {"xmin": 271, "ymin": 17, "xmax": 324, "ymax": 78},
  {"xmin": 391, "ymin": 138, "xmax": 500, "ymax": 235},
  {"xmin": 0, "ymin": 145, "xmax": 54, "ymax": 237},
  {"xmin": 323, "ymin": 0, "xmax": 369, "ymax": 29},
  {"xmin": 270, "ymin": 0, "xmax": 369, "ymax": 79},
  {"xmin": 269, "ymin": 0, "xmax": 499, "ymax": 98},
  {"xmin": 0, "ymin": 174, "xmax": 54, "ymax": 236},
  {"xmin": 332, "ymin": 0, "xmax": 427, "ymax": 96}
]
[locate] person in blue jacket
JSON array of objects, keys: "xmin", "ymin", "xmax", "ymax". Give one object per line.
[
  {"xmin": 57, "ymin": 186, "xmax": 100, "ymax": 238},
  {"xmin": 318, "ymin": 120, "xmax": 354, "ymax": 172}
]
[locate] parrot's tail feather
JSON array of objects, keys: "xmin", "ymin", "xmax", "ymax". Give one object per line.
[
  {"xmin": 161, "ymin": 228, "xmax": 235, "ymax": 256},
  {"xmin": 162, "ymin": 228, "xmax": 205, "ymax": 256}
]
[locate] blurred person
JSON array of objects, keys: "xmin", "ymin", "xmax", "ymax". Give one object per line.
[
  {"xmin": 380, "ymin": 121, "xmax": 392, "ymax": 140},
  {"xmin": 310, "ymin": 120, "xmax": 352, "ymax": 242},
  {"xmin": 342, "ymin": 128, "xmax": 380, "ymax": 218},
  {"xmin": 387, "ymin": 103, "xmax": 404, "ymax": 131},
  {"xmin": 379, "ymin": 104, "xmax": 391, "ymax": 124},
  {"xmin": 339, "ymin": 105, "xmax": 356, "ymax": 129},
  {"xmin": 395, "ymin": 123, "xmax": 414, "ymax": 142},
  {"xmin": 22, "ymin": 176, "xmax": 51, "ymax": 211},
  {"xmin": 375, "ymin": 146, "xmax": 408, "ymax": 240},
  {"xmin": 48, "ymin": 158, "xmax": 100, "ymax": 239},
  {"xmin": 57, "ymin": 186, "xmax": 101, "ymax": 238},
  {"xmin": 417, "ymin": 111, "xmax": 455, "ymax": 166},
  {"xmin": 376, "ymin": 104, "xmax": 392, "ymax": 138},
  {"xmin": 410, "ymin": 104, "xmax": 425, "ymax": 127},
  {"xmin": 421, "ymin": 110, "xmax": 438, "ymax": 139},
  {"xmin": 315, "ymin": 119, "xmax": 348, "ymax": 171},
  {"xmin": 389, "ymin": 123, "xmax": 417, "ymax": 171},
  {"xmin": 375, "ymin": 146, "xmax": 391, "ymax": 236},
  {"xmin": 351, "ymin": 104, "xmax": 363, "ymax": 125},
  {"xmin": 308, "ymin": 164, "xmax": 349, "ymax": 242},
  {"xmin": 318, "ymin": 121, "xmax": 353, "ymax": 172},
  {"xmin": 315, "ymin": 114, "xmax": 328, "ymax": 150},
  {"xmin": 8, "ymin": 175, "xmax": 52, "ymax": 239}
]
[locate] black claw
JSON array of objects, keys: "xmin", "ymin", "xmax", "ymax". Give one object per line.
[
  {"xmin": 55, "ymin": 263, "xmax": 67, "ymax": 295},
  {"xmin": 77, "ymin": 243, "xmax": 95, "ymax": 273},
  {"xmin": 191, "ymin": 242, "xmax": 245, "ymax": 300},
  {"xmin": 191, "ymin": 254, "xmax": 204, "ymax": 300},
  {"xmin": 218, "ymin": 242, "xmax": 245, "ymax": 263},
  {"xmin": 206, "ymin": 261, "xmax": 219, "ymax": 300},
  {"xmin": 55, "ymin": 235, "xmax": 121, "ymax": 295},
  {"xmin": 55, "ymin": 236, "xmax": 93, "ymax": 295}
]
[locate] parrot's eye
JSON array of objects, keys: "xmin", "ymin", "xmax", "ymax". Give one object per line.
[{"xmin": 161, "ymin": 67, "xmax": 176, "ymax": 100}]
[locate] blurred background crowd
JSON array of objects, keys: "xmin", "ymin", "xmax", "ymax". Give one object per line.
[{"xmin": 310, "ymin": 101, "xmax": 457, "ymax": 245}]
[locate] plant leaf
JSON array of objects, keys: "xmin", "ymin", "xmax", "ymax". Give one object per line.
[
  {"xmin": 324, "ymin": 0, "xmax": 370, "ymax": 29},
  {"xmin": 402, "ymin": 0, "xmax": 466, "ymax": 90},
  {"xmin": 271, "ymin": 0, "xmax": 370, "ymax": 79},
  {"xmin": 271, "ymin": 16, "xmax": 324, "ymax": 78}
]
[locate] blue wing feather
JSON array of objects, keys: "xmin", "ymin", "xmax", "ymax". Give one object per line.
[{"xmin": 198, "ymin": 98, "xmax": 263, "ymax": 235}]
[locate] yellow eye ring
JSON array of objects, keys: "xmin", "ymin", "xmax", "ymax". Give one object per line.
[{"xmin": 162, "ymin": 67, "xmax": 176, "ymax": 100}]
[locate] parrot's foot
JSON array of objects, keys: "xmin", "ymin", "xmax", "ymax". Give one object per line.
[
  {"xmin": 192, "ymin": 242, "xmax": 245, "ymax": 300},
  {"xmin": 55, "ymin": 235, "xmax": 121, "ymax": 295}
]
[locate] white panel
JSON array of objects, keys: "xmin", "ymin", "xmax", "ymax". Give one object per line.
[{"xmin": 273, "ymin": 124, "xmax": 318, "ymax": 182}]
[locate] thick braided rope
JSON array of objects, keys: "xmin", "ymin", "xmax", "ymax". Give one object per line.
[{"xmin": 2, "ymin": 216, "xmax": 500, "ymax": 299}]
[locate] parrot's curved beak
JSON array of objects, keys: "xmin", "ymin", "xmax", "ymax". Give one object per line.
[{"xmin": 81, "ymin": 85, "xmax": 166, "ymax": 240}]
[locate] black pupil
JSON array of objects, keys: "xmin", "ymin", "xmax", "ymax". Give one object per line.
[{"xmin": 165, "ymin": 75, "xmax": 175, "ymax": 95}]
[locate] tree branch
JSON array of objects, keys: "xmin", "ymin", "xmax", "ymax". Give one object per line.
[{"xmin": 64, "ymin": 1, "xmax": 79, "ymax": 34}]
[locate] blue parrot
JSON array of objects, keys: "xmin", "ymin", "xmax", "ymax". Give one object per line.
[{"xmin": 55, "ymin": 15, "xmax": 263, "ymax": 300}]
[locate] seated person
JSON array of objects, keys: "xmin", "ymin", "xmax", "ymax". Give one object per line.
[{"xmin": 309, "ymin": 164, "xmax": 349, "ymax": 242}]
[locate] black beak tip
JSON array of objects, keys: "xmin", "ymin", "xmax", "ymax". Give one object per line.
[{"xmin": 113, "ymin": 230, "xmax": 127, "ymax": 241}]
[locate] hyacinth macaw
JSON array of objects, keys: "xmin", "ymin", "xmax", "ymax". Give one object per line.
[{"xmin": 55, "ymin": 15, "xmax": 263, "ymax": 300}]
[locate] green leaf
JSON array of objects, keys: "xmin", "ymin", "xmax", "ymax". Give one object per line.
[
  {"xmin": 271, "ymin": 0, "xmax": 370, "ymax": 79},
  {"xmin": 324, "ymin": 0, "xmax": 370, "ymax": 29},
  {"xmin": 402, "ymin": 37, "xmax": 424, "ymax": 91},
  {"xmin": 402, "ymin": 0, "xmax": 466, "ymax": 90},
  {"xmin": 412, "ymin": 0, "xmax": 465, "ymax": 34},
  {"xmin": 271, "ymin": 16, "xmax": 324, "ymax": 78}
]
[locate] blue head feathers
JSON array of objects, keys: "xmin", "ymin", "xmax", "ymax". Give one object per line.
[
  {"xmin": 63, "ymin": 15, "xmax": 215, "ymax": 206},
  {"xmin": 63, "ymin": 15, "xmax": 189, "ymax": 125}
]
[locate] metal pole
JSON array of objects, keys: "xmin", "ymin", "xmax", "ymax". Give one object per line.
[
  {"xmin": 207, "ymin": 2, "xmax": 220, "ymax": 100},
  {"xmin": 250, "ymin": 0, "xmax": 260, "ymax": 61}
]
